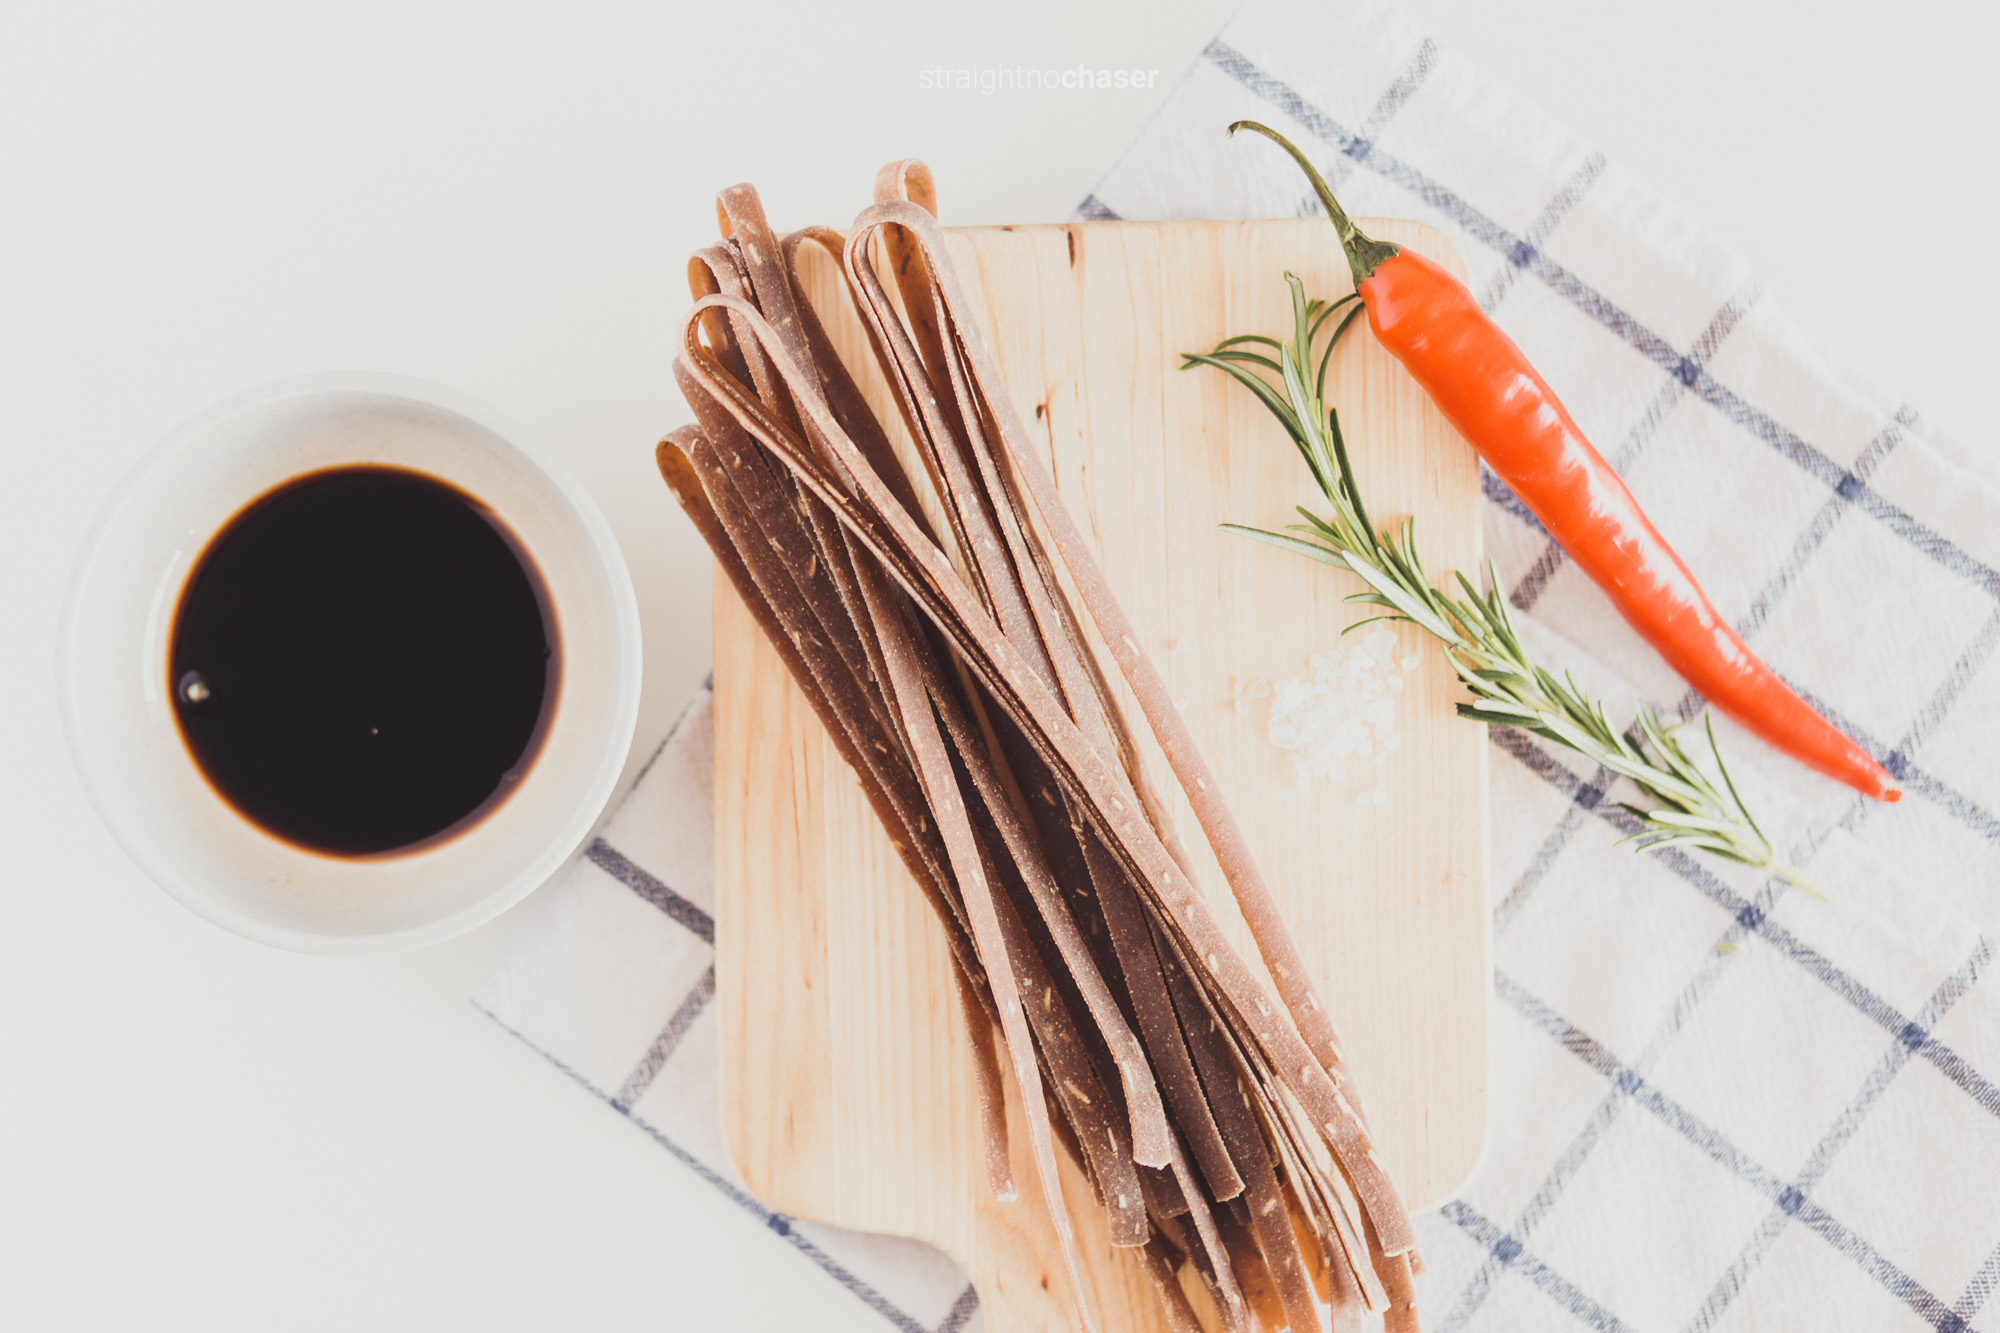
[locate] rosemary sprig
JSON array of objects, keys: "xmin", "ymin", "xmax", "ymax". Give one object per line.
[{"xmin": 1184, "ymin": 274, "xmax": 1819, "ymax": 895}]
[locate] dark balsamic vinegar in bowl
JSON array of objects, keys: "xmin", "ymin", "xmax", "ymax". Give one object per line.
[{"xmin": 170, "ymin": 465, "xmax": 559, "ymax": 858}]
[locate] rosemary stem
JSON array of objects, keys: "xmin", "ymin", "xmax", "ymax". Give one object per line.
[
  {"xmin": 1191, "ymin": 283, "xmax": 1809, "ymax": 891},
  {"xmin": 1767, "ymin": 857, "xmax": 1829, "ymax": 901}
]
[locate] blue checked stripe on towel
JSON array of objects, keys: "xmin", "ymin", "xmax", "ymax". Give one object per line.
[{"xmin": 475, "ymin": 1, "xmax": 2000, "ymax": 1327}]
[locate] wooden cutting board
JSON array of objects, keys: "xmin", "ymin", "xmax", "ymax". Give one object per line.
[{"xmin": 713, "ymin": 217, "xmax": 1488, "ymax": 1331}]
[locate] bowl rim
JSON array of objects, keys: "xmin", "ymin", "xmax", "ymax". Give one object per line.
[{"xmin": 57, "ymin": 371, "xmax": 644, "ymax": 955}]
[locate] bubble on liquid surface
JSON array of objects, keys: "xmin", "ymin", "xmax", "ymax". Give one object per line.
[{"xmin": 178, "ymin": 670, "xmax": 212, "ymax": 710}]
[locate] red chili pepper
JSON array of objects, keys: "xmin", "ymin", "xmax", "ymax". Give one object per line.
[{"xmin": 1232, "ymin": 120, "xmax": 1900, "ymax": 803}]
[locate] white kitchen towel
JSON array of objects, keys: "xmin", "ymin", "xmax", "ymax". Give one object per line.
[{"xmin": 476, "ymin": 1, "xmax": 2000, "ymax": 1328}]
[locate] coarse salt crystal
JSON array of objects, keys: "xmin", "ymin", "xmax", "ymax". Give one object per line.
[
  {"xmin": 1224, "ymin": 673, "xmax": 1274, "ymax": 716},
  {"xmin": 1261, "ymin": 636, "xmax": 1415, "ymax": 793}
]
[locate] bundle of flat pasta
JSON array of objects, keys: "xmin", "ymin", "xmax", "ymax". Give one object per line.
[{"xmin": 657, "ymin": 162, "xmax": 1422, "ymax": 1333}]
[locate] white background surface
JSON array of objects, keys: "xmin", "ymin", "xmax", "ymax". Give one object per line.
[{"xmin": 2, "ymin": 2, "xmax": 1993, "ymax": 1328}]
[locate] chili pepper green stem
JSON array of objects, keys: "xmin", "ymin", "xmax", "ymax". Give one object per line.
[{"xmin": 1226, "ymin": 120, "xmax": 1401, "ymax": 288}]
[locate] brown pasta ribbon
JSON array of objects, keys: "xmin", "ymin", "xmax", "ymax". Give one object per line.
[{"xmin": 658, "ymin": 165, "xmax": 1422, "ymax": 1332}]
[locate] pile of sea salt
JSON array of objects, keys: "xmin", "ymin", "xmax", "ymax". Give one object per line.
[{"xmin": 1233, "ymin": 629, "xmax": 1422, "ymax": 802}]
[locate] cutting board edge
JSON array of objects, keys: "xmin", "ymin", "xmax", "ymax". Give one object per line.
[{"xmin": 948, "ymin": 214, "xmax": 1468, "ymax": 277}]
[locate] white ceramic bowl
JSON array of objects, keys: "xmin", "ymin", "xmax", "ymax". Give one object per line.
[{"xmin": 60, "ymin": 374, "xmax": 642, "ymax": 954}]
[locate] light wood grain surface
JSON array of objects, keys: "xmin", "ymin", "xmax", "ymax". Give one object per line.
[{"xmin": 714, "ymin": 217, "xmax": 1488, "ymax": 1331}]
